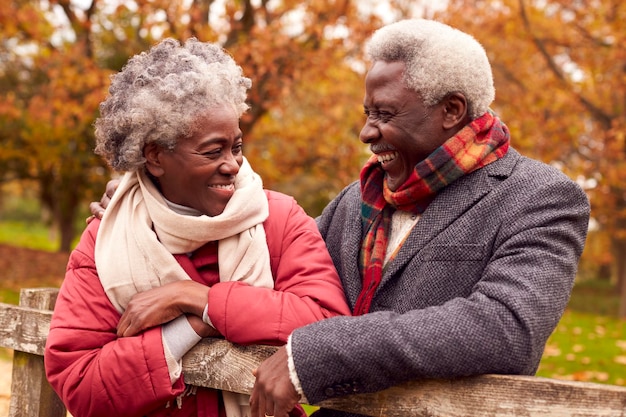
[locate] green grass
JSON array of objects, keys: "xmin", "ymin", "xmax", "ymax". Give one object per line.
[
  {"xmin": 566, "ymin": 279, "xmax": 620, "ymax": 317},
  {"xmin": 535, "ymin": 279, "xmax": 626, "ymax": 386},
  {"xmin": 537, "ymin": 310, "xmax": 626, "ymax": 386},
  {"xmin": 0, "ymin": 347, "xmax": 13, "ymax": 362},
  {"xmin": 0, "ymin": 220, "xmax": 60, "ymax": 252},
  {"xmin": 302, "ymin": 405, "xmax": 319, "ymax": 415},
  {"xmin": 0, "ymin": 288, "xmax": 20, "ymax": 305}
]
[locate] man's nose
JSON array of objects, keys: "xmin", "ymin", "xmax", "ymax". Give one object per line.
[{"xmin": 359, "ymin": 119, "xmax": 380, "ymax": 144}]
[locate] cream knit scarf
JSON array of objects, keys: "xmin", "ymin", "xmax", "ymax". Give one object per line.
[{"xmin": 95, "ymin": 157, "xmax": 271, "ymax": 417}]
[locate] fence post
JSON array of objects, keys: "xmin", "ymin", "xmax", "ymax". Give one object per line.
[{"xmin": 8, "ymin": 288, "xmax": 66, "ymax": 417}]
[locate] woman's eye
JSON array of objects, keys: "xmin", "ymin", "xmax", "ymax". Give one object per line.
[
  {"xmin": 233, "ymin": 143, "xmax": 243, "ymax": 154},
  {"xmin": 203, "ymin": 149, "xmax": 221, "ymax": 157}
]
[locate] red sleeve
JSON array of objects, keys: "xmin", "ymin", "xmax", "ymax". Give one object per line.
[
  {"xmin": 207, "ymin": 191, "xmax": 351, "ymax": 345},
  {"xmin": 44, "ymin": 220, "xmax": 184, "ymax": 417}
]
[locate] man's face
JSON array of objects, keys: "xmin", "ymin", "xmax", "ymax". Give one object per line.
[{"xmin": 360, "ymin": 60, "xmax": 447, "ymax": 191}]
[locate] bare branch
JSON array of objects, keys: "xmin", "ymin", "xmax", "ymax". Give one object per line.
[{"xmin": 517, "ymin": 0, "xmax": 613, "ymax": 128}]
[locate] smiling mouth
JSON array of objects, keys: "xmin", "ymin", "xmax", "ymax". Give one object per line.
[
  {"xmin": 376, "ymin": 151, "xmax": 398, "ymax": 165},
  {"xmin": 208, "ymin": 183, "xmax": 235, "ymax": 191}
]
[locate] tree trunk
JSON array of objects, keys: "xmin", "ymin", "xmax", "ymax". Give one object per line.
[
  {"xmin": 612, "ymin": 238, "xmax": 626, "ymax": 318},
  {"xmin": 56, "ymin": 182, "xmax": 80, "ymax": 253},
  {"xmin": 58, "ymin": 213, "xmax": 75, "ymax": 253},
  {"xmin": 39, "ymin": 172, "xmax": 80, "ymax": 253}
]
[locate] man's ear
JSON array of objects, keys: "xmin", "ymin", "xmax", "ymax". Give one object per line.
[
  {"xmin": 144, "ymin": 142, "xmax": 165, "ymax": 177},
  {"xmin": 441, "ymin": 93, "xmax": 469, "ymax": 130}
]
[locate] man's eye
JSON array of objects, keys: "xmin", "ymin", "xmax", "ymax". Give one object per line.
[
  {"xmin": 365, "ymin": 110, "xmax": 391, "ymax": 122},
  {"xmin": 365, "ymin": 110, "xmax": 380, "ymax": 120},
  {"xmin": 378, "ymin": 112, "xmax": 392, "ymax": 122}
]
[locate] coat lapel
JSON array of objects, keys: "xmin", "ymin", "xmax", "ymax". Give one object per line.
[
  {"xmin": 379, "ymin": 149, "xmax": 520, "ymax": 287},
  {"xmin": 339, "ymin": 190, "xmax": 367, "ymax": 309}
]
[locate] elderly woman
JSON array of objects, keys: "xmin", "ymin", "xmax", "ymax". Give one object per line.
[{"xmin": 44, "ymin": 38, "xmax": 350, "ymax": 417}]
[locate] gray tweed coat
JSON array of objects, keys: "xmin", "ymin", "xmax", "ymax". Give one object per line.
[{"xmin": 291, "ymin": 148, "xmax": 590, "ymax": 416}]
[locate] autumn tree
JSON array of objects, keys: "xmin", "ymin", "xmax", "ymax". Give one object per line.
[
  {"xmin": 0, "ymin": 0, "xmax": 391, "ymax": 250},
  {"xmin": 0, "ymin": 1, "xmax": 112, "ymax": 252},
  {"xmin": 436, "ymin": 0, "xmax": 626, "ymax": 315}
]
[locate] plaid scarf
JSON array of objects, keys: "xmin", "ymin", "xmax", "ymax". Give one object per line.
[{"xmin": 354, "ymin": 111, "xmax": 510, "ymax": 315}]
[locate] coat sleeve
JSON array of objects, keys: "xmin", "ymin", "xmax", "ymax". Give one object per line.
[
  {"xmin": 206, "ymin": 191, "xmax": 351, "ymax": 345},
  {"xmin": 290, "ymin": 168, "xmax": 591, "ymax": 404},
  {"xmin": 44, "ymin": 221, "xmax": 184, "ymax": 417}
]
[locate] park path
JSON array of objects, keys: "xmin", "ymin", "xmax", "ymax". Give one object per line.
[{"xmin": 0, "ymin": 357, "xmax": 11, "ymax": 417}]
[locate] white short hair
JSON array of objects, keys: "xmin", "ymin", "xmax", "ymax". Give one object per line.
[{"xmin": 365, "ymin": 19, "xmax": 494, "ymax": 120}]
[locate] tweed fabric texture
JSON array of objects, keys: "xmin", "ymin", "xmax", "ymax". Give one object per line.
[{"xmin": 295, "ymin": 148, "xmax": 590, "ymax": 416}]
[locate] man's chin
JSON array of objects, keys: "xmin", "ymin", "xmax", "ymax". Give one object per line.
[{"xmin": 385, "ymin": 174, "xmax": 407, "ymax": 192}]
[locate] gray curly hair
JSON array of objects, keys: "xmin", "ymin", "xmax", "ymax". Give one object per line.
[
  {"xmin": 94, "ymin": 38, "xmax": 252, "ymax": 172},
  {"xmin": 365, "ymin": 19, "xmax": 494, "ymax": 120}
]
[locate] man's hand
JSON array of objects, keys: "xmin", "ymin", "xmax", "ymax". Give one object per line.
[
  {"xmin": 250, "ymin": 346, "xmax": 301, "ymax": 417},
  {"xmin": 117, "ymin": 281, "xmax": 209, "ymax": 337},
  {"xmin": 87, "ymin": 179, "xmax": 120, "ymax": 223}
]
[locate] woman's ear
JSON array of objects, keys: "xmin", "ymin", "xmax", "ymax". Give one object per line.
[
  {"xmin": 144, "ymin": 143, "xmax": 165, "ymax": 177},
  {"xmin": 442, "ymin": 93, "xmax": 469, "ymax": 130}
]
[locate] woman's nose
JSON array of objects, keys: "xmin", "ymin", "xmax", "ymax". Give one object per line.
[{"xmin": 220, "ymin": 153, "xmax": 241, "ymax": 175}]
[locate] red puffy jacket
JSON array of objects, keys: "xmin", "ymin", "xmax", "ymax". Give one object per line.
[{"xmin": 45, "ymin": 190, "xmax": 350, "ymax": 417}]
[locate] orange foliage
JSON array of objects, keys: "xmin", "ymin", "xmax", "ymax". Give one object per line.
[
  {"xmin": 6, "ymin": 0, "xmax": 622, "ymax": 291},
  {"xmin": 0, "ymin": 4, "xmax": 111, "ymax": 251},
  {"xmin": 436, "ymin": 0, "xmax": 626, "ymax": 313},
  {"xmin": 0, "ymin": 0, "xmax": 386, "ymax": 248}
]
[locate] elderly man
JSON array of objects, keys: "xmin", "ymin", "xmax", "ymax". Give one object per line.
[{"xmin": 249, "ymin": 18, "xmax": 590, "ymax": 417}]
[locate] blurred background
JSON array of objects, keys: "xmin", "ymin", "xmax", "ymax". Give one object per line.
[{"xmin": 0, "ymin": 0, "xmax": 624, "ymax": 391}]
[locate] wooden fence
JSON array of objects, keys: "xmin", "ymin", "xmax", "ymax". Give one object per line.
[{"xmin": 1, "ymin": 287, "xmax": 626, "ymax": 417}]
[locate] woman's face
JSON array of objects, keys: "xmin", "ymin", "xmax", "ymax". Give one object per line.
[{"xmin": 146, "ymin": 105, "xmax": 243, "ymax": 216}]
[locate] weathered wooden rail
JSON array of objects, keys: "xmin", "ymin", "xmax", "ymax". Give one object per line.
[{"xmin": 1, "ymin": 288, "xmax": 626, "ymax": 417}]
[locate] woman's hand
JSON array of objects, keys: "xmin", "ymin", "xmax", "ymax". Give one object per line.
[{"xmin": 117, "ymin": 280, "xmax": 209, "ymax": 337}]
